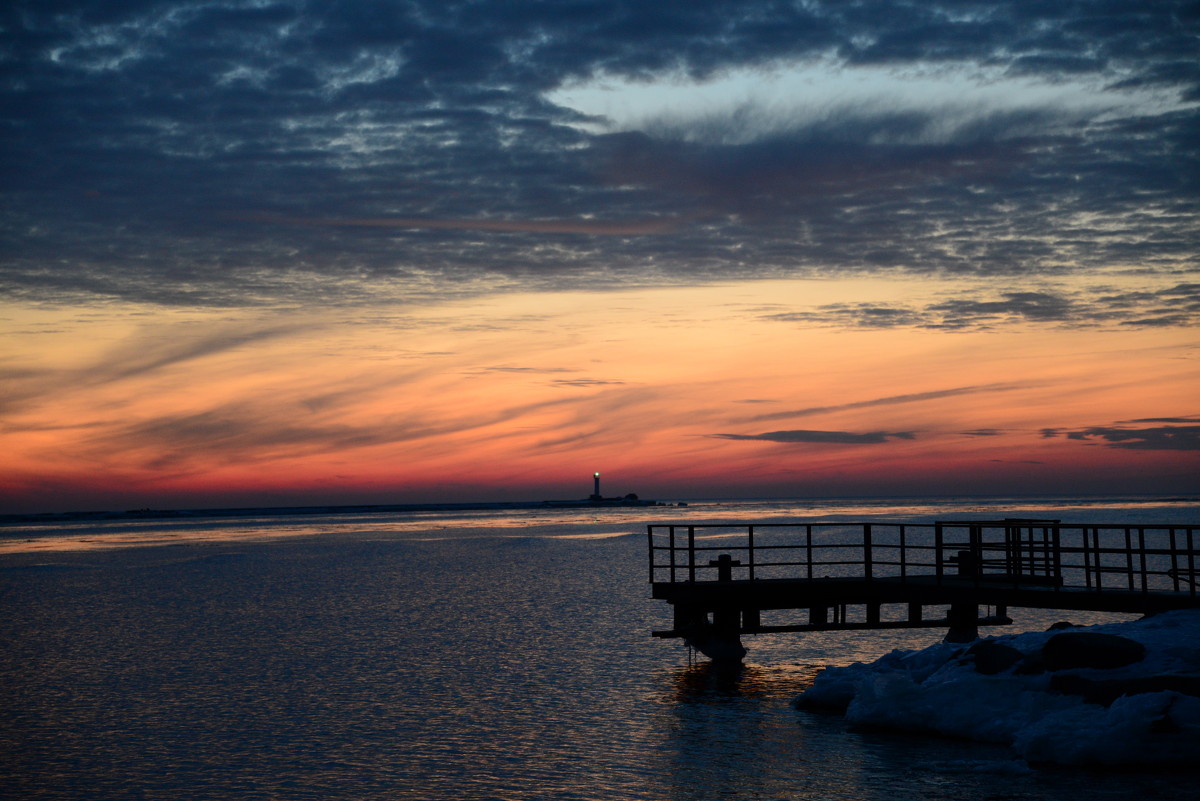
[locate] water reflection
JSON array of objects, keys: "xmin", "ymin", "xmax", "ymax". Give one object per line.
[
  {"xmin": 660, "ymin": 658, "xmax": 1200, "ymax": 801},
  {"xmin": 4, "ymin": 496, "xmax": 1196, "ymax": 556},
  {"xmin": 671, "ymin": 662, "xmax": 823, "ymax": 702},
  {"xmin": 6, "ymin": 503, "xmax": 1200, "ymax": 800},
  {"xmin": 661, "ymin": 661, "xmax": 876, "ymax": 801}
]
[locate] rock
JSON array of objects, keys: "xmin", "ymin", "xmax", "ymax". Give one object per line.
[
  {"xmin": 1014, "ymin": 652, "xmax": 1046, "ymax": 675},
  {"xmin": 1049, "ymin": 673, "xmax": 1200, "ymax": 706},
  {"xmin": 966, "ymin": 640, "xmax": 1024, "ymax": 675},
  {"xmin": 1046, "ymin": 620, "xmax": 1076, "ymax": 631},
  {"xmin": 1042, "ymin": 631, "xmax": 1146, "ymax": 671}
]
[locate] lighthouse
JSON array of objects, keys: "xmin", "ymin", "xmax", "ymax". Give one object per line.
[{"xmin": 591, "ymin": 472, "xmax": 601, "ymax": 501}]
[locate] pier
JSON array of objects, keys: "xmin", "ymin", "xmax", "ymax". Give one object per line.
[{"xmin": 647, "ymin": 519, "xmax": 1200, "ymax": 662}]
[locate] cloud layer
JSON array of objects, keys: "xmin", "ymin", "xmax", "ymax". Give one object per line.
[
  {"xmin": 1046, "ymin": 422, "xmax": 1200, "ymax": 451},
  {"xmin": 764, "ymin": 284, "xmax": 1200, "ymax": 331},
  {"xmin": 3, "ymin": 1, "xmax": 1197, "ymax": 308}
]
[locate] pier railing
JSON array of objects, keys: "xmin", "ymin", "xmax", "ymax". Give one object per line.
[{"xmin": 647, "ymin": 520, "xmax": 1200, "ymax": 597}]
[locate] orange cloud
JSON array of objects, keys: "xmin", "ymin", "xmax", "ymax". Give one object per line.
[{"xmin": 2, "ymin": 279, "xmax": 1197, "ymax": 512}]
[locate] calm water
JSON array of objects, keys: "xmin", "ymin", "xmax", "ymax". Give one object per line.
[{"xmin": 2, "ymin": 497, "xmax": 1198, "ymax": 800}]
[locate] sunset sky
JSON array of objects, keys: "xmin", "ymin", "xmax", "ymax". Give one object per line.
[{"xmin": 2, "ymin": 1, "xmax": 1198, "ymax": 513}]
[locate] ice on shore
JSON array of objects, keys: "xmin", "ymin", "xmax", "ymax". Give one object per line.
[{"xmin": 797, "ymin": 610, "xmax": 1200, "ymax": 767}]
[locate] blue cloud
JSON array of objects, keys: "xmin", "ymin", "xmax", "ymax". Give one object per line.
[{"xmin": 2, "ymin": 1, "xmax": 1196, "ymax": 307}]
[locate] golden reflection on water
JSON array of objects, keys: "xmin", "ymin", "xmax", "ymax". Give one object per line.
[
  {"xmin": 671, "ymin": 662, "xmax": 824, "ymax": 703},
  {"xmin": 657, "ymin": 659, "xmax": 883, "ymax": 801},
  {"xmin": 5, "ymin": 504, "xmax": 1197, "ymax": 801},
  {"xmin": 3, "ymin": 496, "xmax": 1195, "ymax": 556},
  {"xmin": 0, "ymin": 525, "xmax": 316, "ymax": 554}
]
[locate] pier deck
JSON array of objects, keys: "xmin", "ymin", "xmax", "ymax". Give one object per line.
[{"xmin": 647, "ymin": 519, "xmax": 1200, "ymax": 657}]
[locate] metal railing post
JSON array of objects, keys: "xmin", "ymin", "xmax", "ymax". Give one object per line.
[
  {"xmin": 1189, "ymin": 528, "xmax": 1196, "ymax": 599},
  {"xmin": 747, "ymin": 525, "xmax": 756, "ymax": 582},
  {"xmin": 687, "ymin": 526, "xmax": 696, "ymax": 583},
  {"xmin": 1051, "ymin": 523, "xmax": 1062, "ymax": 585},
  {"xmin": 1082, "ymin": 527, "xmax": 1094, "ymax": 590},
  {"xmin": 1139, "ymin": 527, "xmax": 1148, "ymax": 593},
  {"xmin": 935, "ymin": 522, "xmax": 944, "ymax": 582},
  {"xmin": 1124, "ymin": 527, "xmax": 1134, "ymax": 591},
  {"xmin": 668, "ymin": 526, "xmax": 677, "ymax": 584},
  {"xmin": 1170, "ymin": 527, "xmax": 1180, "ymax": 592},
  {"xmin": 863, "ymin": 524, "xmax": 873, "ymax": 581},
  {"xmin": 648, "ymin": 525, "xmax": 655, "ymax": 583},
  {"xmin": 806, "ymin": 524, "xmax": 813, "ymax": 581}
]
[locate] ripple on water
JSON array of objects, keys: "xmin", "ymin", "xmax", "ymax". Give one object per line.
[{"xmin": 2, "ymin": 503, "xmax": 1199, "ymax": 800}]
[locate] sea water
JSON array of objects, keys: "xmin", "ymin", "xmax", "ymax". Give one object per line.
[{"xmin": 2, "ymin": 497, "xmax": 1198, "ymax": 800}]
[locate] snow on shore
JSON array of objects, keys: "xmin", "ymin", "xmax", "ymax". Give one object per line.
[{"xmin": 797, "ymin": 610, "xmax": 1200, "ymax": 767}]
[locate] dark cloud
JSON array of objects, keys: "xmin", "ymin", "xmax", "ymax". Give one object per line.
[
  {"xmin": 1063, "ymin": 425, "xmax": 1200, "ymax": 451},
  {"xmin": 484, "ymin": 366, "xmax": 576, "ymax": 374},
  {"xmin": 0, "ymin": 321, "xmax": 311, "ymax": 415},
  {"xmin": 252, "ymin": 213, "xmax": 682, "ymax": 235},
  {"xmin": 3, "ymin": 1, "xmax": 1198, "ymax": 307},
  {"xmin": 1043, "ymin": 416, "xmax": 1200, "ymax": 450},
  {"xmin": 740, "ymin": 383, "xmax": 1028, "ymax": 424},
  {"xmin": 551, "ymin": 378, "xmax": 626, "ymax": 387},
  {"xmin": 929, "ymin": 292, "xmax": 1075, "ymax": 325},
  {"xmin": 76, "ymin": 391, "xmax": 593, "ymax": 471},
  {"xmin": 765, "ymin": 283, "xmax": 1200, "ymax": 331},
  {"xmin": 767, "ymin": 303, "xmax": 926, "ymax": 329},
  {"xmin": 712, "ymin": 429, "xmax": 915, "ymax": 444}
]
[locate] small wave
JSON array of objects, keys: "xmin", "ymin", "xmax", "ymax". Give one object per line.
[
  {"xmin": 168, "ymin": 552, "xmax": 249, "ymax": 566},
  {"xmin": 935, "ymin": 759, "xmax": 1035, "ymax": 775},
  {"xmin": 1, "ymin": 562, "xmax": 92, "ymax": 571},
  {"xmin": 550, "ymin": 531, "xmax": 640, "ymax": 540}
]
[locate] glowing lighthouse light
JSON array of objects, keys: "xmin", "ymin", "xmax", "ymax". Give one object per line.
[{"xmin": 592, "ymin": 472, "xmax": 601, "ymax": 500}]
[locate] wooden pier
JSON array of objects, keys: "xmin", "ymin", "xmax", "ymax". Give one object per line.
[{"xmin": 647, "ymin": 519, "xmax": 1200, "ymax": 661}]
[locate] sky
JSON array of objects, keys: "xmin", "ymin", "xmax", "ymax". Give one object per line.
[{"xmin": 2, "ymin": 0, "xmax": 1198, "ymax": 513}]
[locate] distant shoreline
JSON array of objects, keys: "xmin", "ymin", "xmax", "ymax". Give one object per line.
[
  {"xmin": 0, "ymin": 497, "xmax": 674, "ymax": 527},
  {"xmin": 1, "ymin": 494, "xmax": 1196, "ymax": 528}
]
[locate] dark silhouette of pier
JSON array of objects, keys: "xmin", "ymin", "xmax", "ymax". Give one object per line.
[{"xmin": 648, "ymin": 519, "xmax": 1200, "ymax": 662}]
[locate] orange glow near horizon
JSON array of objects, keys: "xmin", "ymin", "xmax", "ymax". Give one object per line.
[{"xmin": 1, "ymin": 277, "xmax": 1197, "ymax": 512}]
